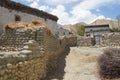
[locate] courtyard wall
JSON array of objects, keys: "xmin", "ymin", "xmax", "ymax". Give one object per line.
[{"xmin": 0, "ymin": 24, "xmax": 76, "ymax": 80}]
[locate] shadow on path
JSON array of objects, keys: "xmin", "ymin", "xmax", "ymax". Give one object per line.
[{"xmin": 47, "ymin": 47, "xmax": 70, "ymax": 80}]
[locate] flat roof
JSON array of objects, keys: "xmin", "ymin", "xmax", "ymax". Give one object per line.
[
  {"xmin": 0, "ymin": 0, "xmax": 58, "ymax": 21},
  {"xmin": 85, "ymin": 24, "xmax": 109, "ymax": 28}
]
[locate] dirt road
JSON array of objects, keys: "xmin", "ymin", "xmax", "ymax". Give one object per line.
[{"xmin": 49, "ymin": 47, "xmax": 105, "ymax": 80}]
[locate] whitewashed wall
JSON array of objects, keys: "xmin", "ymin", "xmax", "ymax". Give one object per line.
[
  {"xmin": 0, "ymin": 7, "xmax": 58, "ymax": 34},
  {"xmin": 85, "ymin": 26, "xmax": 110, "ymax": 44},
  {"xmin": 85, "ymin": 27, "xmax": 109, "ymax": 33},
  {"xmin": 57, "ymin": 28, "xmax": 70, "ymax": 37}
]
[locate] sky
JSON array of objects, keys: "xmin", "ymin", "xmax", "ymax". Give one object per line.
[{"xmin": 12, "ymin": 0, "xmax": 120, "ymax": 25}]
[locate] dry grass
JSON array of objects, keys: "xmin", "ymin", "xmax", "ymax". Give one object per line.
[
  {"xmin": 4, "ymin": 21, "xmax": 28, "ymax": 29},
  {"xmin": 78, "ymin": 55, "xmax": 98, "ymax": 63},
  {"xmin": 31, "ymin": 20, "xmax": 52, "ymax": 35},
  {"xmin": 3, "ymin": 20, "xmax": 52, "ymax": 35}
]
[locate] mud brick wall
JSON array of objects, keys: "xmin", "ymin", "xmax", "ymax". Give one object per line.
[
  {"xmin": 77, "ymin": 36, "xmax": 94, "ymax": 46},
  {"xmin": 0, "ymin": 28, "xmax": 44, "ymax": 48},
  {"xmin": 0, "ymin": 27, "xmax": 71, "ymax": 80},
  {"xmin": 0, "ymin": 39, "xmax": 62, "ymax": 80},
  {"xmin": 43, "ymin": 31, "xmax": 60, "ymax": 52},
  {"xmin": 101, "ymin": 33, "xmax": 120, "ymax": 46}
]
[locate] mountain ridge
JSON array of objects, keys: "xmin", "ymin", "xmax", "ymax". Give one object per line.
[
  {"xmin": 90, "ymin": 19, "xmax": 118, "ymax": 29},
  {"xmin": 62, "ymin": 19, "xmax": 119, "ymax": 35}
]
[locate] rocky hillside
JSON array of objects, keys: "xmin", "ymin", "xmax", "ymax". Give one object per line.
[
  {"xmin": 90, "ymin": 19, "xmax": 118, "ymax": 29},
  {"xmin": 63, "ymin": 22, "xmax": 86, "ymax": 35},
  {"xmin": 63, "ymin": 19, "xmax": 119, "ymax": 35}
]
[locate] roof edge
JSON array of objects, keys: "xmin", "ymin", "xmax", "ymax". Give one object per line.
[
  {"xmin": 0, "ymin": 0, "xmax": 58, "ymax": 21},
  {"xmin": 85, "ymin": 24, "xmax": 109, "ymax": 28}
]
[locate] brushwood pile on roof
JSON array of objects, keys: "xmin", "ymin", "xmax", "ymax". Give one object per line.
[{"xmin": 4, "ymin": 20, "xmax": 52, "ymax": 34}]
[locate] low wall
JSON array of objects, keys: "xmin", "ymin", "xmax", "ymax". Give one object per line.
[
  {"xmin": 67, "ymin": 36, "xmax": 77, "ymax": 47},
  {"xmin": 0, "ymin": 40, "xmax": 46, "ymax": 80},
  {"xmin": 0, "ymin": 27, "xmax": 73, "ymax": 80},
  {"xmin": 77, "ymin": 36, "xmax": 94, "ymax": 46},
  {"xmin": 102, "ymin": 33, "xmax": 120, "ymax": 46}
]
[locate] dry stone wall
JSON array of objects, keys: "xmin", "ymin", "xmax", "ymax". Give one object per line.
[
  {"xmin": 102, "ymin": 33, "xmax": 120, "ymax": 46},
  {"xmin": 77, "ymin": 36, "xmax": 94, "ymax": 46},
  {"xmin": 0, "ymin": 40, "xmax": 46, "ymax": 80},
  {"xmin": 0, "ymin": 40, "xmax": 62, "ymax": 80},
  {"xmin": 0, "ymin": 30, "xmax": 66, "ymax": 80},
  {"xmin": 67, "ymin": 36, "xmax": 77, "ymax": 47},
  {"xmin": 0, "ymin": 21, "xmax": 77, "ymax": 80}
]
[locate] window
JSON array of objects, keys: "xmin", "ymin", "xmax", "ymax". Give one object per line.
[
  {"xmin": 15, "ymin": 15, "xmax": 21, "ymax": 21},
  {"xmin": 63, "ymin": 32, "xmax": 65, "ymax": 35},
  {"xmin": 59, "ymin": 40, "xmax": 62, "ymax": 45},
  {"xmin": 44, "ymin": 18, "xmax": 47, "ymax": 21},
  {"xmin": 57, "ymin": 31, "xmax": 59, "ymax": 35},
  {"xmin": 90, "ymin": 29, "xmax": 93, "ymax": 32}
]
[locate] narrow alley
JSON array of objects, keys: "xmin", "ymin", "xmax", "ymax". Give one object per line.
[{"xmin": 48, "ymin": 47, "xmax": 104, "ymax": 80}]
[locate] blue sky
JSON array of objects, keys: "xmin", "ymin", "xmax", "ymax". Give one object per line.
[{"xmin": 12, "ymin": 0, "xmax": 120, "ymax": 25}]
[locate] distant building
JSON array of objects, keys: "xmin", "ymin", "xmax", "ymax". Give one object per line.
[
  {"xmin": 57, "ymin": 27, "xmax": 72, "ymax": 37},
  {"xmin": 0, "ymin": 0, "xmax": 58, "ymax": 34},
  {"xmin": 85, "ymin": 24, "xmax": 110, "ymax": 45}
]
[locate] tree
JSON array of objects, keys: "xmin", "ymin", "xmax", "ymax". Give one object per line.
[
  {"xmin": 110, "ymin": 27, "xmax": 119, "ymax": 32},
  {"xmin": 77, "ymin": 25, "xmax": 85, "ymax": 36}
]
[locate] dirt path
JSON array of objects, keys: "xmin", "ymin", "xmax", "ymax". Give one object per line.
[{"xmin": 50, "ymin": 47, "xmax": 105, "ymax": 80}]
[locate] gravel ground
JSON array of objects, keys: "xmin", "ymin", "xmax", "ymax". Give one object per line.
[{"xmin": 50, "ymin": 47, "xmax": 107, "ymax": 80}]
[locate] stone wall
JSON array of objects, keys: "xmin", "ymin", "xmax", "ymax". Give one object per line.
[
  {"xmin": 0, "ymin": 31, "xmax": 67, "ymax": 80},
  {"xmin": 0, "ymin": 40, "xmax": 46, "ymax": 80},
  {"xmin": 77, "ymin": 36, "xmax": 94, "ymax": 46},
  {"xmin": 101, "ymin": 33, "xmax": 120, "ymax": 46},
  {"xmin": 67, "ymin": 36, "xmax": 77, "ymax": 47},
  {"xmin": 0, "ymin": 27, "xmax": 45, "ymax": 48},
  {"xmin": 57, "ymin": 27, "xmax": 70, "ymax": 37},
  {"xmin": 0, "ymin": 39, "xmax": 68, "ymax": 80},
  {"xmin": 0, "ymin": 22, "xmax": 76, "ymax": 80}
]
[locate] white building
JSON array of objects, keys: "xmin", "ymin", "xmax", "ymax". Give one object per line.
[
  {"xmin": 0, "ymin": 0, "xmax": 58, "ymax": 34},
  {"xmin": 85, "ymin": 24, "xmax": 110, "ymax": 45},
  {"xmin": 57, "ymin": 27, "xmax": 71, "ymax": 37}
]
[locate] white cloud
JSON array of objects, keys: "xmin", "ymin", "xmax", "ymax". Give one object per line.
[
  {"xmin": 95, "ymin": 15, "xmax": 112, "ymax": 20},
  {"xmin": 50, "ymin": 5, "xmax": 71, "ymax": 24},
  {"xmin": 26, "ymin": 0, "xmax": 34, "ymax": 2},
  {"xmin": 72, "ymin": 0, "xmax": 119, "ymax": 10},
  {"xmin": 29, "ymin": 0, "xmax": 49, "ymax": 11},
  {"xmin": 70, "ymin": 9, "xmax": 97, "ymax": 24},
  {"xmin": 50, "ymin": 0, "xmax": 119, "ymax": 25},
  {"xmin": 24, "ymin": 0, "xmax": 120, "ymax": 25},
  {"xmin": 30, "ymin": 1, "xmax": 39, "ymax": 8},
  {"xmin": 49, "ymin": 5, "xmax": 102, "ymax": 24},
  {"xmin": 26, "ymin": 0, "xmax": 40, "ymax": 2},
  {"xmin": 44, "ymin": 0, "xmax": 80, "ymax": 5},
  {"xmin": 38, "ymin": 6, "xmax": 49, "ymax": 11},
  {"xmin": 96, "ymin": 15, "xmax": 106, "ymax": 19},
  {"xmin": 49, "ymin": 5, "xmax": 97, "ymax": 25},
  {"xmin": 29, "ymin": 0, "xmax": 40, "ymax": 8}
]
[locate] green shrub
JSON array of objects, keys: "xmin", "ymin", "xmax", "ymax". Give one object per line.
[
  {"xmin": 77, "ymin": 25, "xmax": 85, "ymax": 36},
  {"xmin": 110, "ymin": 27, "xmax": 119, "ymax": 32}
]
